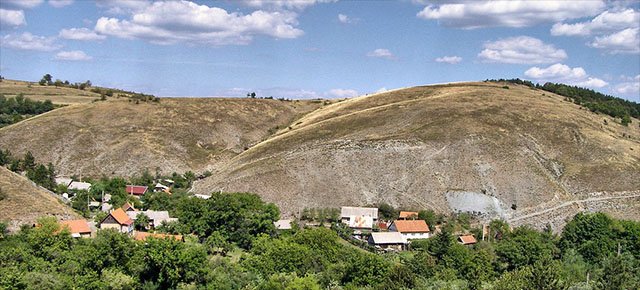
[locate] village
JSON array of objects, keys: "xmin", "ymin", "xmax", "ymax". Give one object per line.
[{"xmin": 53, "ymin": 175, "xmax": 480, "ymax": 252}]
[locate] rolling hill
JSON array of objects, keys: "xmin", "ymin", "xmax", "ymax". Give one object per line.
[
  {"xmin": 0, "ymin": 79, "xmax": 102, "ymax": 105},
  {"xmin": 0, "ymin": 96, "xmax": 325, "ymax": 177},
  {"xmin": 191, "ymin": 82, "xmax": 640, "ymax": 230},
  {"xmin": 0, "ymin": 166, "xmax": 80, "ymax": 232}
]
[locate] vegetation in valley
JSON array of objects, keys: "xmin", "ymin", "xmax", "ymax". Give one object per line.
[{"xmin": 0, "ymin": 94, "xmax": 56, "ymax": 127}]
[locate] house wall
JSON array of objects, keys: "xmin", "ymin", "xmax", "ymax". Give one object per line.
[
  {"xmin": 401, "ymin": 232, "xmax": 430, "ymax": 240},
  {"xmin": 100, "ymin": 223, "xmax": 121, "ymax": 231}
]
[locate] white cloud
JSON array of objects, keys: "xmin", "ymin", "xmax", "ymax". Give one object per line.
[
  {"xmin": 338, "ymin": 13, "xmax": 350, "ymax": 24},
  {"xmin": 0, "ymin": 9, "xmax": 25, "ymax": 27},
  {"xmin": 94, "ymin": 1, "xmax": 304, "ymax": 46},
  {"xmin": 0, "ymin": 32, "xmax": 60, "ymax": 51},
  {"xmin": 590, "ymin": 28, "xmax": 640, "ymax": 54},
  {"xmin": 55, "ymin": 50, "xmax": 92, "ymax": 61},
  {"xmin": 95, "ymin": 0, "xmax": 150, "ymax": 14},
  {"xmin": 0, "ymin": 0, "xmax": 44, "ymax": 9},
  {"xmin": 49, "ymin": 0, "xmax": 73, "ymax": 8},
  {"xmin": 524, "ymin": 63, "xmax": 608, "ymax": 88},
  {"xmin": 243, "ymin": 0, "xmax": 336, "ymax": 10},
  {"xmin": 326, "ymin": 88, "xmax": 358, "ymax": 98},
  {"xmin": 59, "ymin": 28, "xmax": 106, "ymax": 41},
  {"xmin": 435, "ymin": 55, "xmax": 462, "ymax": 64},
  {"xmin": 551, "ymin": 9, "xmax": 639, "ymax": 36},
  {"xmin": 376, "ymin": 87, "xmax": 388, "ymax": 93},
  {"xmin": 614, "ymin": 75, "xmax": 640, "ymax": 97},
  {"xmin": 478, "ymin": 36, "xmax": 567, "ymax": 64},
  {"xmin": 417, "ymin": 0, "xmax": 605, "ymax": 29},
  {"xmin": 367, "ymin": 48, "xmax": 396, "ymax": 60}
]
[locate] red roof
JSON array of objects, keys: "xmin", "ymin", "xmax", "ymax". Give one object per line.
[
  {"xmin": 458, "ymin": 235, "xmax": 477, "ymax": 245},
  {"xmin": 59, "ymin": 219, "xmax": 91, "ymax": 234},
  {"xmin": 109, "ymin": 208, "xmax": 133, "ymax": 226},
  {"xmin": 392, "ymin": 220, "xmax": 430, "ymax": 233},
  {"xmin": 126, "ymin": 185, "xmax": 148, "ymax": 196},
  {"xmin": 399, "ymin": 211, "xmax": 419, "ymax": 219}
]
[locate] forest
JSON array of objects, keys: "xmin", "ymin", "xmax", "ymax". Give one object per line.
[
  {"xmin": 0, "ymin": 94, "xmax": 56, "ymax": 127},
  {"xmin": 0, "ymin": 191, "xmax": 638, "ymax": 290}
]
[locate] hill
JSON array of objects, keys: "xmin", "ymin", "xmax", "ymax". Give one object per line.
[
  {"xmin": 192, "ymin": 82, "xmax": 640, "ymax": 230},
  {"xmin": 0, "ymin": 79, "xmax": 102, "ymax": 105},
  {"xmin": 0, "ymin": 97, "xmax": 325, "ymax": 177},
  {"xmin": 0, "ymin": 166, "xmax": 79, "ymax": 232}
]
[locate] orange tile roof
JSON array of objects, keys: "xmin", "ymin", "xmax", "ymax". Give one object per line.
[
  {"xmin": 59, "ymin": 219, "xmax": 91, "ymax": 234},
  {"xmin": 399, "ymin": 211, "xmax": 419, "ymax": 219},
  {"xmin": 458, "ymin": 235, "xmax": 477, "ymax": 245},
  {"xmin": 111, "ymin": 208, "xmax": 133, "ymax": 226},
  {"xmin": 392, "ymin": 220, "xmax": 430, "ymax": 233},
  {"xmin": 134, "ymin": 231, "xmax": 183, "ymax": 241}
]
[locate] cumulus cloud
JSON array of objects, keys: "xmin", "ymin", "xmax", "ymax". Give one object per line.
[
  {"xmin": 524, "ymin": 63, "xmax": 608, "ymax": 88},
  {"xmin": 551, "ymin": 8, "xmax": 639, "ymax": 54},
  {"xmin": 551, "ymin": 9, "xmax": 639, "ymax": 36},
  {"xmin": 243, "ymin": 0, "xmax": 336, "ymax": 10},
  {"xmin": 55, "ymin": 50, "xmax": 92, "ymax": 61},
  {"xmin": 590, "ymin": 28, "xmax": 640, "ymax": 54},
  {"xmin": 59, "ymin": 28, "xmax": 106, "ymax": 41},
  {"xmin": 326, "ymin": 88, "xmax": 358, "ymax": 98},
  {"xmin": 0, "ymin": 8, "xmax": 25, "ymax": 27},
  {"xmin": 435, "ymin": 55, "xmax": 462, "ymax": 64},
  {"xmin": 367, "ymin": 48, "xmax": 397, "ymax": 60},
  {"xmin": 49, "ymin": 0, "xmax": 73, "ymax": 8},
  {"xmin": 417, "ymin": 0, "xmax": 604, "ymax": 29},
  {"xmin": 614, "ymin": 74, "xmax": 640, "ymax": 97},
  {"xmin": 478, "ymin": 36, "xmax": 567, "ymax": 64},
  {"xmin": 95, "ymin": 0, "xmax": 150, "ymax": 14},
  {"xmin": 94, "ymin": 1, "xmax": 304, "ymax": 46},
  {"xmin": 1, "ymin": 32, "xmax": 60, "ymax": 51}
]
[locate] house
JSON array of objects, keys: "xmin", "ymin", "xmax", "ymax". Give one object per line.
[
  {"xmin": 458, "ymin": 234, "xmax": 477, "ymax": 246},
  {"xmin": 121, "ymin": 202, "xmax": 136, "ymax": 212},
  {"xmin": 55, "ymin": 177, "xmax": 73, "ymax": 187},
  {"xmin": 59, "ymin": 219, "xmax": 92, "ymax": 238},
  {"xmin": 127, "ymin": 210, "xmax": 177, "ymax": 229},
  {"xmin": 399, "ymin": 211, "xmax": 419, "ymax": 220},
  {"xmin": 68, "ymin": 181, "xmax": 91, "ymax": 191},
  {"xmin": 368, "ymin": 232, "xmax": 407, "ymax": 251},
  {"xmin": 274, "ymin": 219, "xmax": 293, "ymax": 230},
  {"xmin": 99, "ymin": 208, "xmax": 134, "ymax": 234},
  {"xmin": 126, "ymin": 185, "xmax": 148, "ymax": 196},
  {"xmin": 154, "ymin": 183, "xmax": 169, "ymax": 192},
  {"xmin": 134, "ymin": 232, "xmax": 183, "ymax": 241},
  {"xmin": 341, "ymin": 206, "xmax": 378, "ymax": 229},
  {"xmin": 389, "ymin": 220, "xmax": 431, "ymax": 240}
]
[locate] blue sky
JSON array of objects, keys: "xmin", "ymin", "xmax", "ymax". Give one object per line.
[{"xmin": 0, "ymin": 0, "xmax": 638, "ymax": 101}]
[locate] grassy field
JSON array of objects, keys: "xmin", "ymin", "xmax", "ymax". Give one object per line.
[
  {"xmin": 0, "ymin": 166, "xmax": 80, "ymax": 232},
  {"xmin": 0, "ymin": 79, "xmax": 101, "ymax": 104}
]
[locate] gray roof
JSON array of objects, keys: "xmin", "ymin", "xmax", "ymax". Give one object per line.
[
  {"xmin": 127, "ymin": 210, "xmax": 177, "ymax": 224},
  {"xmin": 370, "ymin": 232, "xmax": 407, "ymax": 245},
  {"xmin": 341, "ymin": 206, "xmax": 379, "ymax": 219},
  {"xmin": 273, "ymin": 219, "xmax": 293, "ymax": 230}
]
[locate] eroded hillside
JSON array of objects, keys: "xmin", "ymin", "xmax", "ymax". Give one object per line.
[
  {"xmin": 193, "ymin": 82, "xmax": 640, "ymax": 229},
  {"xmin": 0, "ymin": 98, "xmax": 324, "ymax": 177}
]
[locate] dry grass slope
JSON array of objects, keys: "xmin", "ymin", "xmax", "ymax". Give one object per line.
[
  {"xmin": 0, "ymin": 79, "xmax": 102, "ymax": 104},
  {"xmin": 0, "ymin": 97, "xmax": 324, "ymax": 177},
  {"xmin": 0, "ymin": 166, "xmax": 80, "ymax": 232},
  {"xmin": 193, "ymin": 82, "xmax": 640, "ymax": 229}
]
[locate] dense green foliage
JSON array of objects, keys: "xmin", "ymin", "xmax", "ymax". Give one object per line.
[
  {"xmin": 1, "ymin": 206, "xmax": 638, "ymax": 289},
  {"xmin": 485, "ymin": 78, "xmax": 639, "ymax": 123},
  {"xmin": 0, "ymin": 149, "xmax": 56, "ymax": 191},
  {"xmin": 0, "ymin": 94, "xmax": 56, "ymax": 127}
]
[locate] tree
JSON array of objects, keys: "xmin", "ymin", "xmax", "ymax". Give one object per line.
[
  {"xmin": 22, "ymin": 151, "xmax": 35, "ymax": 171},
  {"xmin": 597, "ymin": 253, "xmax": 640, "ymax": 290},
  {"xmin": 40, "ymin": 74, "xmax": 53, "ymax": 86},
  {"xmin": 377, "ymin": 202, "xmax": 397, "ymax": 220},
  {"xmin": 418, "ymin": 209, "xmax": 437, "ymax": 231},
  {"xmin": 621, "ymin": 115, "xmax": 631, "ymax": 126},
  {"xmin": 134, "ymin": 213, "xmax": 150, "ymax": 231}
]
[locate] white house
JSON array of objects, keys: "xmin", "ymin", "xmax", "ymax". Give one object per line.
[
  {"xmin": 389, "ymin": 220, "xmax": 431, "ymax": 240},
  {"xmin": 340, "ymin": 206, "xmax": 379, "ymax": 229}
]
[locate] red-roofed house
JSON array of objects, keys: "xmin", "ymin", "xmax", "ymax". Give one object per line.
[
  {"xmin": 458, "ymin": 235, "xmax": 477, "ymax": 245},
  {"xmin": 99, "ymin": 208, "xmax": 134, "ymax": 234},
  {"xmin": 126, "ymin": 185, "xmax": 148, "ymax": 196},
  {"xmin": 59, "ymin": 219, "xmax": 92, "ymax": 238},
  {"xmin": 389, "ymin": 220, "xmax": 431, "ymax": 240}
]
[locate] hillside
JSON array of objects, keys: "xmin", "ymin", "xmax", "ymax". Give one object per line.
[
  {"xmin": 192, "ymin": 82, "xmax": 640, "ymax": 230},
  {"xmin": 0, "ymin": 97, "xmax": 325, "ymax": 177},
  {"xmin": 0, "ymin": 79, "xmax": 102, "ymax": 104},
  {"xmin": 0, "ymin": 166, "xmax": 79, "ymax": 232}
]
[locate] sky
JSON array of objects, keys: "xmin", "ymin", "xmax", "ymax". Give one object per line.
[{"xmin": 0, "ymin": 0, "xmax": 639, "ymax": 101}]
